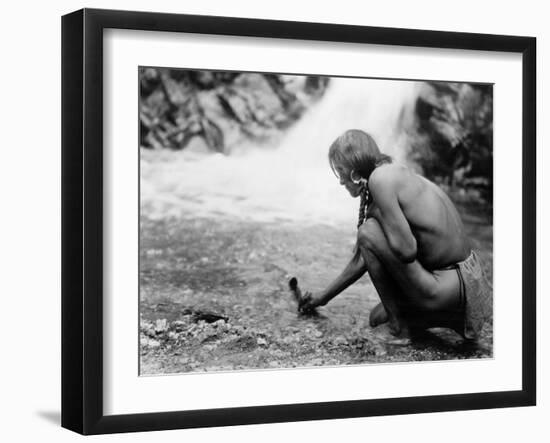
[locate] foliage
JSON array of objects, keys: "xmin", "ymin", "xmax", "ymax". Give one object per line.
[{"xmin": 409, "ymin": 82, "xmax": 493, "ymax": 202}]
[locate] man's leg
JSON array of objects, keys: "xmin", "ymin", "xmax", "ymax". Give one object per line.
[
  {"xmin": 358, "ymin": 225, "xmax": 414, "ymax": 336},
  {"xmin": 357, "ymin": 218, "xmax": 462, "ymax": 332},
  {"xmin": 363, "ymin": 247, "xmax": 414, "ymax": 336}
]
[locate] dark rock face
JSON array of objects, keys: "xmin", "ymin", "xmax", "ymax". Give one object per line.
[
  {"xmin": 139, "ymin": 68, "xmax": 329, "ymax": 154},
  {"xmin": 410, "ymin": 82, "xmax": 493, "ymax": 202}
]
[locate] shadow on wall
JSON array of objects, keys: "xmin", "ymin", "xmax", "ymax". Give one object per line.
[{"xmin": 35, "ymin": 410, "xmax": 60, "ymax": 426}]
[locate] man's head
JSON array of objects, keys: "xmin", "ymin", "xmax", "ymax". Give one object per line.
[{"xmin": 328, "ymin": 129, "xmax": 387, "ymax": 197}]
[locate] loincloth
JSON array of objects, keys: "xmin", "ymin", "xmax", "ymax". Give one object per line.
[{"xmin": 454, "ymin": 250, "xmax": 493, "ymax": 340}]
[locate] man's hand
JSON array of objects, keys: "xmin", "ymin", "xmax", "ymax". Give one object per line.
[{"xmin": 298, "ymin": 291, "xmax": 325, "ymax": 314}]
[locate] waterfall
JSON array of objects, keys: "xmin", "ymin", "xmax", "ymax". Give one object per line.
[{"xmin": 140, "ymin": 77, "xmax": 420, "ymax": 226}]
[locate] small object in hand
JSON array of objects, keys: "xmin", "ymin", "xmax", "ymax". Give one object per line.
[
  {"xmin": 288, "ymin": 277, "xmax": 316, "ymax": 315},
  {"xmin": 288, "ymin": 277, "xmax": 302, "ymax": 304}
]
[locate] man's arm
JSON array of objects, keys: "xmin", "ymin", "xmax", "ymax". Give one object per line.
[
  {"xmin": 304, "ymin": 245, "xmax": 368, "ymax": 309},
  {"xmin": 368, "ymin": 168, "xmax": 417, "ymax": 263}
]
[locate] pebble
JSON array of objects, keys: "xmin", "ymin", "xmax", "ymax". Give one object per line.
[
  {"xmin": 334, "ymin": 336, "xmax": 347, "ymax": 346},
  {"xmin": 146, "ymin": 339, "xmax": 161, "ymax": 348},
  {"xmin": 154, "ymin": 319, "xmax": 168, "ymax": 333}
]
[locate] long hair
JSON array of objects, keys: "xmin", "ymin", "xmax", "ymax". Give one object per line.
[{"xmin": 328, "ymin": 130, "xmax": 392, "ymax": 228}]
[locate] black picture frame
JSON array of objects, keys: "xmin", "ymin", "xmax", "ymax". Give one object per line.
[{"xmin": 61, "ymin": 8, "xmax": 536, "ymax": 435}]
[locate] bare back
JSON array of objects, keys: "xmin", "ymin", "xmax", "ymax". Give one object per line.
[{"xmin": 368, "ymin": 163, "xmax": 470, "ymax": 270}]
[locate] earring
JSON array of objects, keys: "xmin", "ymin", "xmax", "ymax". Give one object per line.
[{"xmin": 350, "ymin": 170, "xmax": 367, "ymax": 187}]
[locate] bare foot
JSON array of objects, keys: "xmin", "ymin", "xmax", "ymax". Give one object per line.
[
  {"xmin": 369, "ymin": 302, "xmax": 389, "ymax": 327},
  {"xmin": 370, "ymin": 302, "xmax": 413, "ymax": 342},
  {"xmin": 386, "ymin": 323, "xmax": 414, "ymax": 345}
]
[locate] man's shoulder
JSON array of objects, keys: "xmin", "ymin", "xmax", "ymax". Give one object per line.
[{"xmin": 369, "ymin": 163, "xmax": 409, "ymax": 191}]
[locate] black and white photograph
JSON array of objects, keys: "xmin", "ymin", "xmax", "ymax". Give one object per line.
[
  {"xmin": 2, "ymin": 0, "xmax": 544, "ymax": 440},
  {"xmin": 139, "ymin": 67, "xmax": 494, "ymax": 375}
]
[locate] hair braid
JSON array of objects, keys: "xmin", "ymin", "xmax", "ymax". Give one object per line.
[{"xmin": 357, "ymin": 181, "xmax": 369, "ymax": 229}]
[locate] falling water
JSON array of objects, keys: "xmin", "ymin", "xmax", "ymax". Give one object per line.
[{"xmin": 140, "ymin": 77, "xmax": 421, "ymax": 226}]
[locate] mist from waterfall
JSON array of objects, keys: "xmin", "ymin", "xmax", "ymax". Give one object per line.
[{"xmin": 140, "ymin": 77, "xmax": 421, "ymax": 226}]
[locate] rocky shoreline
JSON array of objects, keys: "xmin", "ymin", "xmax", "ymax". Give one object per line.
[{"xmin": 139, "ymin": 214, "xmax": 493, "ymax": 375}]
